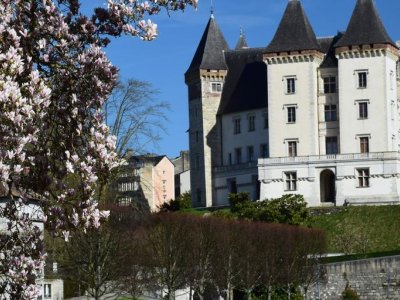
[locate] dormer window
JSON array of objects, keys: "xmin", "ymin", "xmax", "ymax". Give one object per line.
[{"xmin": 211, "ymin": 82, "xmax": 222, "ymax": 92}]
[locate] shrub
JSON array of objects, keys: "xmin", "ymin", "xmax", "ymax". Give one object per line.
[
  {"xmin": 341, "ymin": 284, "xmax": 360, "ymax": 300},
  {"xmin": 229, "ymin": 193, "xmax": 309, "ymax": 225},
  {"xmin": 159, "ymin": 191, "xmax": 191, "ymax": 211}
]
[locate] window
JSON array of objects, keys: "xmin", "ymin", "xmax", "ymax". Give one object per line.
[
  {"xmin": 248, "ymin": 115, "xmax": 256, "ymax": 132},
  {"xmin": 195, "ymin": 155, "xmax": 200, "ymax": 170},
  {"xmin": 390, "ymin": 71, "xmax": 395, "ymax": 90},
  {"xmin": 357, "ymin": 168, "xmax": 370, "ymax": 188},
  {"xmin": 195, "ymin": 131, "xmax": 200, "ymax": 142},
  {"xmin": 287, "ymin": 106, "xmax": 296, "ymax": 123},
  {"xmin": 263, "ymin": 113, "xmax": 269, "ymax": 129},
  {"xmin": 358, "ymin": 102, "xmax": 368, "ymax": 119},
  {"xmin": 288, "ymin": 141, "xmax": 297, "ymax": 157},
  {"xmin": 358, "ymin": 71, "xmax": 367, "ymax": 88},
  {"xmin": 286, "ymin": 77, "xmax": 296, "ymax": 94},
  {"xmin": 119, "ymin": 197, "xmax": 133, "ymax": 206},
  {"xmin": 196, "ymin": 189, "xmax": 202, "ymax": 204},
  {"xmin": 326, "ymin": 136, "xmax": 338, "ymax": 154},
  {"xmin": 324, "ymin": 76, "xmax": 337, "ymax": 93},
  {"xmin": 235, "ymin": 148, "xmax": 242, "ymax": 164},
  {"xmin": 233, "ymin": 118, "xmax": 241, "ymax": 135},
  {"xmin": 247, "ymin": 146, "xmax": 254, "ymax": 162},
  {"xmin": 285, "ymin": 172, "xmax": 297, "ymax": 191},
  {"xmin": 228, "ymin": 153, "xmax": 232, "ymax": 165},
  {"xmin": 324, "ymin": 105, "xmax": 337, "ymax": 122},
  {"xmin": 118, "ymin": 182, "xmax": 135, "ymax": 192},
  {"xmin": 211, "ymin": 82, "xmax": 222, "ymax": 92},
  {"xmin": 228, "ymin": 179, "xmax": 237, "ymax": 194},
  {"xmin": 44, "ymin": 284, "xmax": 51, "ymax": 298},
  {"xmin": 360, "ymin": 137, "xmax": 369, "ymax": 153},
  {"xmin": 260, "ymin": 144, "xmax": 269, "ymax": 158}
]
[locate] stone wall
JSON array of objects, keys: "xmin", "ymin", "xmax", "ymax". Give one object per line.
[{"xmin": 307, "ymin": 256, "xmax": 400, "ymax": 299}]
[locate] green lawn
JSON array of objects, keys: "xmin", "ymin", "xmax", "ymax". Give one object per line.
[{"xmin": 307, "ymin": 205, "xmax": 400, "ymax": 253}]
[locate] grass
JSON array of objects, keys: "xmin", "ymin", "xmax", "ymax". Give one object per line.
[{"xmin": 307, "ymin": 205, "xmax": 400, "ymax": 253}]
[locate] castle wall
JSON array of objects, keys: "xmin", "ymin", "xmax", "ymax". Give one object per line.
[{"xmin": 307, "ymin": 256, "xmax": 400, "ymax": 300}]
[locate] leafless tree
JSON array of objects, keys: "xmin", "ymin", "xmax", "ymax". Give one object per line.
[
  {"xmin": 105, "ymin": 79, "xmax": 170, "ymax": 155},
  {"xmin": 138, "ymin": 214, "xmax": 192, "ymax": 300},
  {"xmin": 61, "ymin": 226, "xmax": 124, "ymax": 300}
]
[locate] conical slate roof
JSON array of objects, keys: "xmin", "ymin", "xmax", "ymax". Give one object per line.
[
  {"xmin": 335, "ymin": 0, "xmax": 396, "ymax": 48},
  {"xmin": 235, "ymin": 31, "xmax": 249, "ymax": 50},
  {"xmin": 265, "ymin": 0, "xmax": 320, "ymax": 53},
  {"xmin": 186, "ymin": 16, "xmax": 229, "ymax": 74}
]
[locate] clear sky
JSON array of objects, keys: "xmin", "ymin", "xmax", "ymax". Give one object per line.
[{"xmin": 86, "ymin": 0, "xmax": 400, "ymax": 158}]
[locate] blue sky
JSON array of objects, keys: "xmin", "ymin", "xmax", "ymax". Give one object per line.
[{"xmin": 86, "ymin": 0, "xmax": 400, "ymax": 158}]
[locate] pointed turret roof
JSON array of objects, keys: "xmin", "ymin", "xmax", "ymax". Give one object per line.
[
  {"xmin": 265, "ymin": 0, "xmax": 320, "ymax": 53},
  {"xmin": 185, "ymin": 16, "xmax": 229, "ymax": 75},
  {"xmin": 335, "ymin": 0, "xmax": 396, "ymax": 48},
  {"xmin": 235, "ymin": 29, "xmax": 249, "ymax": 50}
]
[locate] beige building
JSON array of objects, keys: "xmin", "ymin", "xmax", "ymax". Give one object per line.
[{"xmin": 114, "ymin": 154, "xmax": 175, "ymax": 212}]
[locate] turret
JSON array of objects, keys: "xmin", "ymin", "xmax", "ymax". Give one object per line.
[
  {"xmin": 335, "ymin": 0, "xmax": 399, "ymax": 155},
  {"xmin": 264, "ymin": 0, "xmax": 323, "ymax": 159},
  {"xmin": 185, "ymin": 15, "xmax": 229, "ymax": 207},
  {"xmin": 235, "ymin": 28, "xmax": 249, "ymax": 50}
]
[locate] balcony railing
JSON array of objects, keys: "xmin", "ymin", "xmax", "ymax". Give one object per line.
[
  {"xmin": 214, "ymin": 161, "xmax": 258, "ymax": 173},
  {"xmin": 258, "ymin": 151, "xmax": 400, "ymax": 166}
]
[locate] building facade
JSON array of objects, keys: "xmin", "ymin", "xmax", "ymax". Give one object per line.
[
  {"xmin": 171, "ymin": 150, "xmax": 191, "ymax": 198},
  {"xmin": 114, "ymin": 154, "xmax": 175, "ymax": 212},
  {"xmin": 186, "ymin": 0, "xmax": 400, "ymax": 207}
]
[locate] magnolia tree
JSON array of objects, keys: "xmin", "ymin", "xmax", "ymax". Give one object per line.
[{"xmin": 0, "ymin": 0, "xmax": 197, "ymax": 298}]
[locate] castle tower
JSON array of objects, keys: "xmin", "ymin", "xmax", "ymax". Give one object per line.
[
  {"xmin": 264, "ymin": 0, "xmax": 324, "ymax": 159},
  {"xmin": 235, "ymin": 28, "xmax": 248, "ymax": 50},
  {"xmin": 335, "ymin": 0, "xmax": 399, "ymax": 154},
  {"xmin": 185, "ymin": 15, "xmax": 229, "ymax": 207}
]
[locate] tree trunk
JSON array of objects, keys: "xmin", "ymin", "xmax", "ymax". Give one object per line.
[{"xmin": 267, "ymin": 285, "xmax": 272, "ymax": 300}]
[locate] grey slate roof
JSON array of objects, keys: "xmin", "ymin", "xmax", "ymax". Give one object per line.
[
  {"xmin": 319, "ymin": 33, "xmax": 343, "ymax": 68},
  {"xmin": 217, "ymin": 48, "xmax": 268, "ymax": 115},
  {"xmin": 235, "ymin": 33, "xmax": 249, "ymax": 50},
  {"xmin": 335, "ymin": 0, "xmax": 396, "ymax": 48},
  {"xmin": 265, "ymin": 0, "xmax": 321, "ymax": 53},
  {"xmin": 185, "ymin": 16, "xmax": 229, "ymax": 75}
]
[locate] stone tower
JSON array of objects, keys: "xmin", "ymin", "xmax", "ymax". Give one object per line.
[
  {"xmin": 185, "ymin": 15, "xmax": 229, "ymax": 207},
  {"xmin": 335, "ymin": 0, "xmax": 399, "ymax": 154}
]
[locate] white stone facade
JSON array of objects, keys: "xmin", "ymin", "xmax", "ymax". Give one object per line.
[
  {"xmin": 186, "ymin": 1, "xmax": 400, "ymax": 207},
  {"xmin": 259, "ymin": 46, "xmax": 400, "ymax": 206}
]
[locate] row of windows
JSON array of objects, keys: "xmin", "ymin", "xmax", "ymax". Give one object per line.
[
  {"xmin": 285, "ymin": 102, "xmax": 371, "ymax": 124},
  {"xmin": 284, "ymin": 168, "xmax": 370, "ymax": 191},
  {"xmin": 286, "ymin": 136, "xmax": 369, "ymax": 157},
  {"xmin": 118, "ymin": 169, "xmax": 140, "ymax": 178},
  {"xmin": 118, "ymin": 181, "xmax": 139, "ymax": 192},
  {"xmin": 210, "ymin": 68, "xmax": 396, "ymax": 96},
  {"xmin": 228, "ymin": 144, "xmax": 269, "ymax": 165},
  {"xmin": 284, "ymin": 71, "xmax": 371, "ymax": 96},
  {"xmin": 233, "ymin": 114, "xmax": 268, "ymax": 134}
]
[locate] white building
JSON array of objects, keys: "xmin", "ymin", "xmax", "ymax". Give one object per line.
[{"xmin": 185, "ymin": 0, "xmax": 400, "ymax": 207}]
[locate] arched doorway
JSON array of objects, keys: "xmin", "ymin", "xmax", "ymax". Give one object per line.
[{"xmin": 320, "ymin": 169, "xmax": 336, "ymax": 203}]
